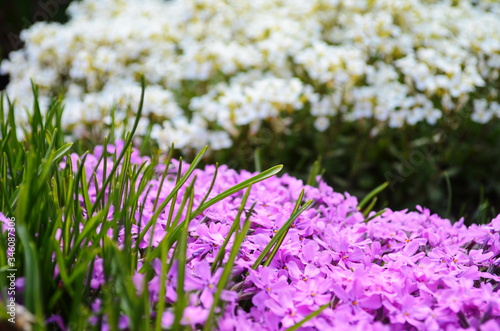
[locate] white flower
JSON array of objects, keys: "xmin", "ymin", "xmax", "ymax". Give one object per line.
[
  {"xmin": 209, "ymin": 131, "xmax": 232, "ymax": 150},
  {"xmin": 1, "ymin": 0, "xmax": 499, "ymax": 149},
  {"xmin": 314, "ymin": 116, "xmax": 330, "ymax": 132},
  {"xmin": 471, "ymin": 99, "xmax": 494, "ymax": 124},
  {"xmin": 423, "ymin": 107, "xmax": 442, "ymax": 125},
  {"xmin": 389, "ymin": 111, "xmax": 406, "ymax": 128}
]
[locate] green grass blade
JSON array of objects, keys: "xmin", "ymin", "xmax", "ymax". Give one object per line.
[
  {"xmin": 364, "ymin": 208, "xmax": 387, "ymax": 223},
  {"xmin": 306, "ymin": 156, "xmax": 323, "ymax": 187},
  {"xmin": 53, "ymin": 142, "xmax": 73, "ymax": 163},
  {"xmin": 254, "ymin": 148, "xmax": 262, "ymax": 173},
  {"xmin": 263, "ymin": 200, "xmax": 312, "ymax": 268},
  {"xmin": 80, "ymin": 167, "xmax": 93, "ymax": 218},
  {"xmin": 153, "ymin": 146, "xmax": 174, "ymax": 211},
  {"xmin": 137, "ymin": 147, "xmax": 208, "ymax": 244},
  {"xmin": 17, "ymin": 224, "xmax": 44, "ymax": 328},
  {"xmin": 192, "ymin": 165, "xmax": 283, "ymax": 218},
  {"xmin": 253, "ymin": 199, "xmax": 313, "ymax": 269},
  {"xmin": 142, "ymin": 165, "xmax": 283, "ymax": 267},
  {"xmin": 90, "ymin": 76, "xmax": 146, "ymax": 216},
  {"xmin": 358, "ymin": 181, "xmax": 388, "ymax": 211},
  {"xmin": 211, "ymin": 186, "xmax": 252, "ymax": 272},
  {"xmin": 203, "ymin": 200, "xmax": 253, "ymax": 331},
  {"xmin": 195, "ymin": 163, "xmax": 219, "ymax": 215},
  {"xmin": 363, "ymin": 197, "xmax": 378, "ymax": 218},
  {"xmin": 172, "ymin": 183, "xmax": 195, "ymax": 329},
  {"xmin": 285, "ymin": 303, "xmax": 329, "ymax": 331}
]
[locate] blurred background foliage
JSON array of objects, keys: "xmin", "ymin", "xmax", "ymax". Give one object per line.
[
  {"xmin": 202, "ymin": 105, "xmax": 500, "ymax": 226},
  {"xmin": 2, "ymin": 0, "xmax": 499, "ymax": 225}
]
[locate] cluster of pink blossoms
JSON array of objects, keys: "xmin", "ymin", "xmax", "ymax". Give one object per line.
[{"xmin": 68, "ymin": 143, "xmax": 499, "ymax": 330}]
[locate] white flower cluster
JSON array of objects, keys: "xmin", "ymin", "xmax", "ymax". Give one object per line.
[
  {"xmin": 190, "ymin": 73, "xmax": 315, "ymax": 134},
  {"xmin": 2, "ymin": 0, "xmax": 500, "ymax": 150}
]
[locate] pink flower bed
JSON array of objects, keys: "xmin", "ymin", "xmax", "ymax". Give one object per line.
[{"xmin": 64, "ymin": 143, "xmax": 500, "ymax": 330}]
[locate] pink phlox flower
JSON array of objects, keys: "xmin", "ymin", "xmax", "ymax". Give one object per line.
[
  {"xmin": 326, "ymin": 267, "xmax": 363, "ymax": 291},
  {"xmin": 203, "ymin": 202, "xmax": 238, "ymax": 224},
  {"xmin": 161, "ymin": 310, "xmax": 174, "ymax": 329},
  {"xmin": 217, "ymin": 309, "xmax": 257, "ymax": 331},
  {"xmin": 479, "ymin": 319, "xmax": 500, "ymax": 331},
  {"xmin": 267, "ymin": 249, "xmax": 301, "ymax": 278},
  {"xmin": 294, "ymin": 209, "xmax": 322, "ymax": 236},
  {"xmin": 144, "ymin": 259, "xmax": 178, "ymax": 302},
  {"xmin": 363, "ymin": 266, "xmax": 398, "ymax": 300},
  {"xmin": 354, "ymin": 320, "xmax": 390, "ymax": 331},
  {"xmin": 181, "ymin": 306, "xmax": 209, "ymax": 328},
  {"xmin": 195, "ymin": 222, "xmax": 229, "ymax": 245},
  {"xmin": 233, "ymin": 247, "xmax": 259, "ymax": 270},
  {"xmin": 422, "ymin": 307, "xmax": 454, "ymax": 331},
  {"xmin": 251, "ymin": 201, "xmax": 281, "ymax": 226},
  {"xmin": 252, "ymin": 184, "xmax": 289, "ymax": 209},
  {"xmin": 248, "ymin": 267, "xmax": 290, "ymax": 309},
  {"xmin": 185, "ymin": 260, "xmax": 223, "ymax": 307},
  {"xmin": 390, "ymin": 231, "xmax": 427, "ymax": 252},
  {"xmin": 469, "ymin": 249, "xmax": 494, "ymax": 267},
  {"xmin": 385, "ymin": 241, "xmax": 426, "ymax": 268},
  {"xmin": 0, "ymin": 212, "xmax": 10, "ymax": 232},
  {"xmin": 264, "ymin": 292, "xmax": 311, "ymax": 328},
  {"xmin": 331, "ymin": 277, "xmax": 382, "ymax": 314},
  {"xmin": 384, "ymin": 294, "xmax": 429, "ymax": 328},
  {"xmin": 364, "ymin": 240, "xmax": 383, "ymax": 265},
  {"xmin": 485, "ymin": 231, "xmax": 500, "ymax": 256},
  {"xmin": 286, "ymin": 260, "xmax": 321, "ymax": 283},
  {"xmin": 279, "ymin": 173, "xmax": 307, "ymax": 201},
  {"xmin": 252, "ymin": 212, "xmax": 298, "ymax": 238},
  {"xmin": 46, "ymin": 314, "xmax": 67, "ymax": 331},
  {"xmin": 278, "ymin": 233, "xmax": 303, "ymax": 255},
  {"xmin": 427, "ymin": 246, "xmax": 470, "ymax": 270},
  {"xmin": 316, "ymin": 230, "xmax": 367, "ymax": 268},
  {"xmin": 298, "ymin": 240, "xmax": 332, "ymax": 272},
  {"xmin": 327, "ymin": 306, "xmax": 375, "ymax": 328},
  {"xmin": 90, "ymin": 258, "xmax": 104, "ymax": 290},
  {"xmin": 139, "ymin": 225, "xmax": 169, "ymax": 249},
  {"xmin": 437, "ymin": 288, "xmax": 467, "ymax": 313},
  {"xmin": 311, "ymin": 180, "xmax": 345, "ymax": 206},
  {"xmin": 456, "ymin": 265, "xmax": 482, "ymax": 280},
  {"xmin": 413, "ymin": 257, "xmax": 447, "ymax": 284},
  {"xmin": 421, "ymin": 226, "xmax": 445, "ymax": 247},
  {"xmin": 59, "ymin": 153, "xmax": 80, "ymax": 170},
  {"xmin": 294, "ymin": 277, "xmax": 333, "ymax": 307},
  {"xmin": 472, "ymin": 283, "xmax": 500, "ymax": 322},
  {"xmin": 461, "ymin": 224, "xmax": 492, "ymax": 248},
  {"xmin": 132, "ymin": 272, "xmax": 145, "ymax": 296}
]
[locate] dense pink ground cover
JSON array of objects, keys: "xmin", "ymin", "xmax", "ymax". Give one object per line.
[{"xmin": 17, "ymin": 143, "xmax": 500, "ymax": 330}]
